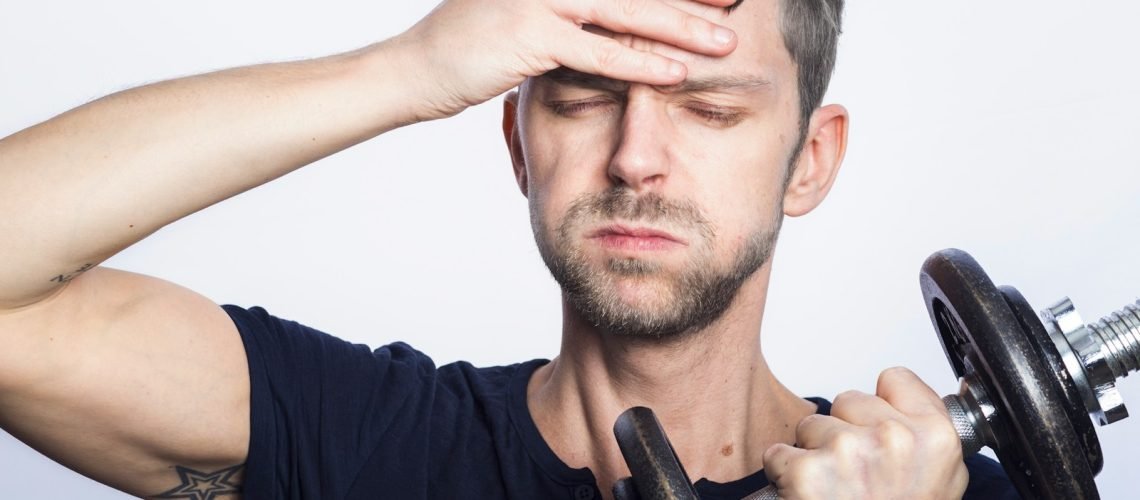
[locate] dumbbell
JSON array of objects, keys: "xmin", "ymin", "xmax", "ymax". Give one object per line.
[{"xmin": 612, "ymin": 249, "xmax": 1140, "ymax": 500}]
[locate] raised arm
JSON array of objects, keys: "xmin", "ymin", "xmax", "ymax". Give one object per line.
[
  {"xmin": 0, "ymin": 0, "xmax": 739, "ymax": 496},
  {"xmin": 0, "ymin": 47, "xmax": 426, "ymax": 309}
]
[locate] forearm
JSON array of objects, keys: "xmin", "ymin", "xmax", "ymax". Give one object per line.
[{"xmin": 0, "ymin": 40, "xmax": 423, "ymax": 309}]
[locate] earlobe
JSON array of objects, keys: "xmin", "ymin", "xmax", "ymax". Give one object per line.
[
  {"xmin": 501, "ymin": 92, "xmax": 528, "ymax": 197},
  {"xmin": 783, "ymin": 104, "xmax": 849, "ymax": 217}
]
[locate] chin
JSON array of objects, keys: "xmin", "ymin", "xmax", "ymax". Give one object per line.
[{"xmin": 609, "ymin": 275, "xmax": 676, "ymax": 308}]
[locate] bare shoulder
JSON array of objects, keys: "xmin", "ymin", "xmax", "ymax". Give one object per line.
[{"xmin": 0, "ymin": 267, "xmax": 251, "ymax": 497}]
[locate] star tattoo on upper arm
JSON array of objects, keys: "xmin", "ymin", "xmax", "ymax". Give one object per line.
[{"xmin": 149, "ymin": 464, "xmax": 243, "ymax": 500}]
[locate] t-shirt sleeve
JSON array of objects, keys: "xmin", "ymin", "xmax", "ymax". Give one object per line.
[
  {"xmin": 223, "ymin": 305, "xmax": 438, "ymax": 500},
  {"xmin": 963, "ymin": 454, "xmax": 1021, "ymax": 499}
]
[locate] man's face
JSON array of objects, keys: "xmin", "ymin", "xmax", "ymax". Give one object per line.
[{"xmin": 513, "ymin": 0, "xmax": 802, "ymax": 339}]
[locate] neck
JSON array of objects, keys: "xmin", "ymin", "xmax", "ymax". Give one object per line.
[{"xmin": 526, "ymin": 265, "xmax": 816, "ymax": 496}]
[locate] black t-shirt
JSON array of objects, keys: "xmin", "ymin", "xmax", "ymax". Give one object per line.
[{"xmin": 225, "ymin": 305, "xmax": 1019, "ymax": 499}]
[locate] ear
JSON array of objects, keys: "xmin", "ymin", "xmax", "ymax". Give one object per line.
[
  {"xmin": 783, "ymin": 104, "xmax": 849, "ymax": 217},
  {"xmin": 502, "ymin": 91, "xmax": 528, "ymax": 197}
]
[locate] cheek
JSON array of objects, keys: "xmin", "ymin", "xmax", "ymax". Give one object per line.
[
  {"xmin": 678, "ymin": 133, "xmax": 790, "ymax": 256},
  {"xmin": 520, "ymin": 114, "xmax": 618, "ymax": 225},
  {"xmin": 687, "ymin": 136, "xmax": 789, "ymax": 211}
]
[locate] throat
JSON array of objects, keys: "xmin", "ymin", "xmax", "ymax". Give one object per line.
[{"xmin": 525, "ymin": 347, "xmax": 816, "ymax": 493}]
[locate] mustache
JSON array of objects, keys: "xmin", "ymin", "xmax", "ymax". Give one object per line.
[{"xmin": 560, "ymin": 187, "xmax": 714, "ymax": 238}]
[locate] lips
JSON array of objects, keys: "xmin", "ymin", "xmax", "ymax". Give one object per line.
[{"xmin": 587, "ymin": 224, "xmax": 686, "ymax": 251}]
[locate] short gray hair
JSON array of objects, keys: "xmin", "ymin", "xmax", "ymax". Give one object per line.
[
  {"xmin": 728, "ymin": 0, "xmax": 844, "ymax": 130},
  {"xmin": 781, "ymin": 0, "xmax": 844, "ymax": 131}
]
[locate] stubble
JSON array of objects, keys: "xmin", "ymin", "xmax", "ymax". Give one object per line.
[{"xmin": 533, "ymin": 186, "xmax": 781, "ymax": 340}]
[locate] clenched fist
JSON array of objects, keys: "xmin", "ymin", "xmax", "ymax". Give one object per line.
[{"xmin": 763, "ymin": 368, "xmax": 968, "ymax": 499}]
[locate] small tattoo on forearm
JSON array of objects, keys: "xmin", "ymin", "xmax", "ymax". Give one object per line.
[
  {"xmin": 49, "ymin": 263, "xmax": 94, "ymax": 283},
  {"xmin": 150, "ymin": 464, "xmax": 243, "ymax": 500}
]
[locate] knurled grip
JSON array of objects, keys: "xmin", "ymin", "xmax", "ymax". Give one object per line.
[
  {"xmin": 943, "ymin": 394, "xmax": 984, "ymax": 456},
  {"xmin": 740, "ymin": 486, "xmax": 779, "ymax": 500}
]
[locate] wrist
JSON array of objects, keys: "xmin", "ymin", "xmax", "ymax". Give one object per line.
[{"xmin": 356, "ymin": 34, "xmax": 468, "ymax": 126}]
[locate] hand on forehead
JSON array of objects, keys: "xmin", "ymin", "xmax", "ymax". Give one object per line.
[{"xmin": 585, "ymin": 0, "xmax": 788, "ymax": 81}]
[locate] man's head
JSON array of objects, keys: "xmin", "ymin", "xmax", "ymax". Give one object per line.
[{"xmin": 503, "ymin": 0, "xmax": 848, "ymax": 340}]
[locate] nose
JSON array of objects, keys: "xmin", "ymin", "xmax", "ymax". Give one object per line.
[{"xmin": 607, "ymin": 95, "xmax": 673, "ymax": 193}]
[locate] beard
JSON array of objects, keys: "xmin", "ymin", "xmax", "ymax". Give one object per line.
[{"xmin": 533, "ymin": 187, "xmax": 781, "ymax": 340}]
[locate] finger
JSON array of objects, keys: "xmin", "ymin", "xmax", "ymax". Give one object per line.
[
  {"xmin": 876, "ymin": 367, "xmax": 962, "ymax": 458},
  {"xmin": 571, "ymin": 0, "xmax": 737, "ymax": 56},
  {"xmin": 876, "ymin": 366, "xmax": 946, "ymax": 417},
  {"xmin": 555, "ymin": 30, "xmax": 688, "ymax": 85},
  {"xmin": 793, "ymin": 413, "xmax": 860, "ymax": 451},
  {"xmin": 830, "ymin": 389, "xmax": 904, "ymax": 427},
  {"xmin": 761, "ymin": 442, "xmax": 810, "ymax": 486}
]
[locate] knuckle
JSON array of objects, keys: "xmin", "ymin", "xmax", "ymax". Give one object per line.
[
  {"xmin": 786, "ymin": 455, "xmax": 825, "ymax": 484},
  {"xmin": 762, "ymin": 443, "xmax": 782, "ymax": 463},
  {"xmin": 616, "ymin": 0, "xmax": 644, "ymax": 20},
  {"xmin": 832, "ymin": 389, "xmax": 864, "ymax": 407},
  {"xmin": 830, "ymin": 390, "xmax": 866, "ymax": 419},
  {"xmin": 794, "ymin": 413, "xmax": 821, "ymax": 436},
  {"xmin": 591, "ymin": 41, "xmax": 622, "ymax": 69},
  {"xmin": 952, "ymin": 462, "xmax": 971, "ymax": 492},
  {"xmin": 762, "ymin": 443, "xmax": 793, "ymax": 468},
  {"xmin": 925, "ymin": 419, "xmax": 962, "ymax": 455},
  {"xmin": 874, "ymin": 419, "xmax": 916, "ymax": 454},
  {"xmin": 638, "ymin": 53, "xmax": 662, "ymax": 77},
  {"xmin": 878, "ymin": 366, "xmax": 916, "ymax": 386},
  {"xmin": 828, "ymin": 430, "xmax": 862, "ymax": 456},
  {"xmin": 589, "ymin": 1, "xmax": 630, "ymax": 33},
  {"xmin": 677, "ymin": 13, "xmax": 702, "ymax": 44}
]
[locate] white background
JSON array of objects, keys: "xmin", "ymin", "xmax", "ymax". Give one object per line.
[{"xmin": 2, "ymin": 1, "xmax": 1139, "ymax": 498}]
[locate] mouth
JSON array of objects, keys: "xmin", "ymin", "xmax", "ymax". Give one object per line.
[{"xmin": 587, "ymin": 224, "xmax": 687, "ymax": 252}]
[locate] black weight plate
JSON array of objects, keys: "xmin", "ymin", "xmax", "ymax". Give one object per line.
[
  {"xmin": 920, "ymin": 249, "xmax": 1098, "ymax": 500},
  {"xmin": 999, "ymin": 285, "xmax": 1103, "ymax": 475}
]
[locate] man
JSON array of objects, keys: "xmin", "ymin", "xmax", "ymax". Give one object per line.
[{"xmin": 0, "ymin": 0, "xmax": 1019, "ymax": 498}]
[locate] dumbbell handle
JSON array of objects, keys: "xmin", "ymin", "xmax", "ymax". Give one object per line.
[{"xmin": 742, "ymin": 395, "xmax": 983, "ymax": 500}]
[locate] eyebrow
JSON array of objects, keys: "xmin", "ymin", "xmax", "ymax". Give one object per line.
[
  {"xmin": 538, "ymin": 67, "xmax": 771, "ymax": 95},
  {"xmin": 540, "ymin": 67, "xmax": 629, "ymax": 92},
  {"xmin": 656, "ymin": 75, "xmax": 772, "ymax": 94}
]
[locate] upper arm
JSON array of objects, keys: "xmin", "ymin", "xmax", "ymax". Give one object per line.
[{"xmin": 0, "ymin": 266, "xmax": 249, "ymax": 497}]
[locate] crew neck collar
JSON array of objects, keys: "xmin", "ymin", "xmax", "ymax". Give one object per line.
[{"xmin": 506, "ymin": 358, "xmax": 830, "ymax": 498}]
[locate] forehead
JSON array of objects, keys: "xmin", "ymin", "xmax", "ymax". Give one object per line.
[
  {"xmin": 636, "ymin": 0, "xmax": 792, "ymax": 83},
  {"xmin": 523, "ymin": 0, "xmax": 795, "ymax": 99}
]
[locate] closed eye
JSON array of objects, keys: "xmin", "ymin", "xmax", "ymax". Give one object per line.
[
  {"xmin": 545, "ymin": 98, "xmax": 746, "ymax": 127},
  {"xmin": 687, "ymin": 105, "xmax": 746, "ymax": 127},
  {"xmin": 546, "ymin": 99, "xmax": 617, "ymax": 117}
]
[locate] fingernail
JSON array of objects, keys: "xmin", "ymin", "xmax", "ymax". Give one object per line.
[
  {"xmin": 666, "ymin": 61, "xmax": 685, "ymax": 79},
  {"xmin": 713, "ymin": 26, "xmax": 735, "ymax": 46}
]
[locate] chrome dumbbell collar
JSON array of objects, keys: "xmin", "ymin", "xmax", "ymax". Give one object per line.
[{"xmin": 1041, "ymin": 298, "xmax": 1140, "ymax": 425}]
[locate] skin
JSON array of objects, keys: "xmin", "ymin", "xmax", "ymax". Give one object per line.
[
  {"xmin": 505, "ymin": 0, "xmax": 804, "ymax": 487},
  {"xmin": 504, "ymin": 1, "xmax": 967, "ymax": 498},
  {"xmin": 0, "ymin": 0, "xmax": 965, "ymax": 498}
]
